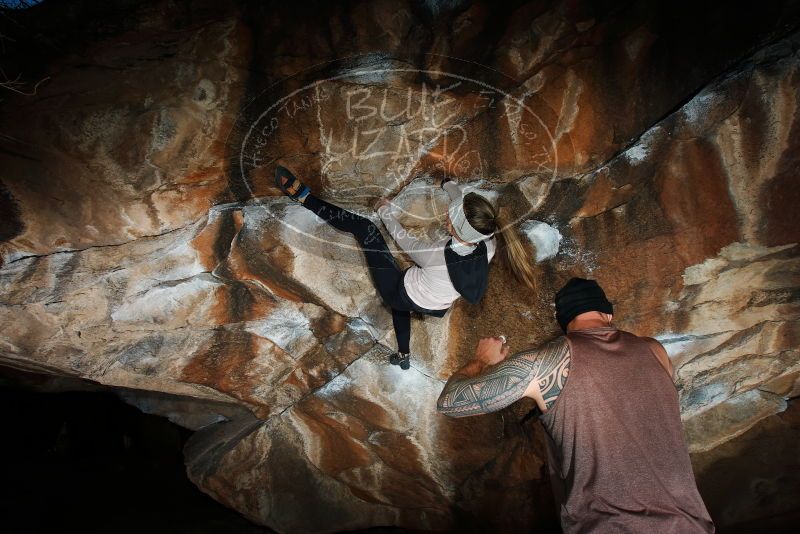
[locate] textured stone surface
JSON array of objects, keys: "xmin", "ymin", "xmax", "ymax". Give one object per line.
[
  {"xmin": 692, "ymin": 399, "xmax": 800, "ymax": 529},
  {"xmin": 1, "ymin": 1, "xmax": 799, "ymax": 532}
]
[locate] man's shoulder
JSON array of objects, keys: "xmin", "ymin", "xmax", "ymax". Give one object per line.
[
  {"xmin": 632, "ymin": 334, "xmax": 668, "ymax": 354},
  {"xmin": 545, "ymin": 335, "xmax": 569, "ymax": 350},
  {"xmin": 515, "ymin": 336, "xmax": 570, "ymax": 362},
  {"xmin": 635, "ymin": 336, "xmax": 674, "ymax": 379}
]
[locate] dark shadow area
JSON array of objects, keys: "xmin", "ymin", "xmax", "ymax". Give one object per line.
[
  {"xmin": 0, "ymin": 183, "xmax": 23, "ymax": 243},
  {"xmin": 0, "ymin": 368, "xmax": 417, "ymax": 533},
  {"xmin": 694, "ymin": 399, "xmax": 800, "ymax": 533},
  {"xmin": 0, "ymin": 374, "xmax": 273, "ymax": 534}
]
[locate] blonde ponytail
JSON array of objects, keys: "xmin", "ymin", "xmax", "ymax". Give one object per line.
[
  {"xmin": 462, "ymin": 194, "xmax": 538, "ymax": 292},
  {"xmin": 495, "ymin": 209, "xmax": 538, "ymax": 292}
]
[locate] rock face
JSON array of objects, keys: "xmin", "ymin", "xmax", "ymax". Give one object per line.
[{"xmin": 1, "ymin": 1, "xmax": 799, "ymax": 532}]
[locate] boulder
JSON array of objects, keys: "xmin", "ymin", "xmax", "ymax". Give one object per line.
[{"xmin": 1, "ymin": 1, "xmax": 799, "ymax": 532}]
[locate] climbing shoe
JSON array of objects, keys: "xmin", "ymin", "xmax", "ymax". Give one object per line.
[
  {"xmin": 389, "ymin": 351, "xmax": 410, "ymax": 370},
  {"xmin": 275, "ymin": 165, "xmax": 310, "ymax": 202}
]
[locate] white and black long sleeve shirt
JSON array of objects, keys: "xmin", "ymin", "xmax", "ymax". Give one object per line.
[{"xmin": 376, "ymin": 181, "xmax": 497, "ymax": 310}]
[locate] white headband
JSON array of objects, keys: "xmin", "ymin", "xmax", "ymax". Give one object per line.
[{"xmin": 448, "ymin": 194, "xmax": 494, "ymax": 244}]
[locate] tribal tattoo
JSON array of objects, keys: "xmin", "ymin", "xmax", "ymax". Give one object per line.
[{"xmin": 437, "ymin": 337, "xmax": 571, "ymax": 417}]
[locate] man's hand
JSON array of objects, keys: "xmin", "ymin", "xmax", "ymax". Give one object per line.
[
  {"xmin": 448, "ymin": 337, "xmax": 510, "ymax": 381},
  {"xmin": 475, "ymin": 337, "xmax": 510, "ymax": 366}
]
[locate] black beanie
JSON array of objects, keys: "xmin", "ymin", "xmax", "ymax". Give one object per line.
[{"xmin": 555, "ymin": 278, "xmax": 613, "ymax": 333}]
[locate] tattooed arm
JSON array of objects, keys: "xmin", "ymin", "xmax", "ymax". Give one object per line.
[{"xmin": 437, "ymin": 337, "xmax": 571, "ymax": 417}]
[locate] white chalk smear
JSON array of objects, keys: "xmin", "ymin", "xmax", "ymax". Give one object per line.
[
  {"xmin": 624, "ymin": 144, "xmax": 649, "ymax": 165},
  {"xmin": 521, "ymin": 220, "xmax": 562, "ymax": 261}
]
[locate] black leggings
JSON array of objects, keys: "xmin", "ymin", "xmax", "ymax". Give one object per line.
[{"xmin": 303, "ymin": 194, "xmax": 415, "ymax": 354}]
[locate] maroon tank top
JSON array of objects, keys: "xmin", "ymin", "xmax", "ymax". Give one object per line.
[{"xmin": 540, "ymin": 327, "xmax": 714, "ymax": 533}]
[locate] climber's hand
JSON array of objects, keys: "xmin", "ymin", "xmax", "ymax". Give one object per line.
[{"xmin": 475, "ymin": 337, "xmax": 510, "ymax": 366}]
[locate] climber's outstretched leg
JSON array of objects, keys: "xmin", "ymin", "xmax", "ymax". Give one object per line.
[
  {"xmin": 276, "ymin": 165, "xmax": 413, "ymax": 369},
  {"xmin": 389, "ymin": 308, "xmax": 411, "ymax": 370}
]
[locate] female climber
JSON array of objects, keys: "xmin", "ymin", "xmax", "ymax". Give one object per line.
[{"xmin": 275, "ymin": 165, "xmax": 537, "ymax": 370}]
